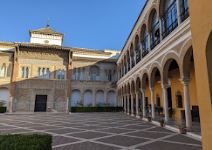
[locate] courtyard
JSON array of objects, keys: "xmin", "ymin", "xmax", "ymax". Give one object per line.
[{"xmin": 0, "ymin": 112, "xmax": 202, "ymax": 150}]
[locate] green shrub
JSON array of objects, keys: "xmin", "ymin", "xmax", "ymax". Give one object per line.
[
  {"xmin": 0, "ymin": 134, "xmax": 52, "ymax": 150},
  {"xmin": 70, "ymin": 107, "xmax": 123, "ymax": 112},
  {"xmin": 0, "ymin": 107, "xmax": 6, "ymax": 113}
]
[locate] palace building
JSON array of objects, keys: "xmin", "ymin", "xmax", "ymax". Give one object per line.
[
  {"xmin": 117, "ymin": 0, "xmax": 212, "ymax": 149},
  {"xmin": 0, "ymin": 26, "xmax": 119, "ymax": 112},
  {"xmin": 0, "ymin": 0, "xmax": 212, "ymax": 149}
]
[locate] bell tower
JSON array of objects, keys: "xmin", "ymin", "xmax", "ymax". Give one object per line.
[{"xmin": 29, "ymin": 25, "xmax": 64, "ymax": 46}]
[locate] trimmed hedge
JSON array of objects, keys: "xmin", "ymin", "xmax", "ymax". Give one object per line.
[
  {"xmin": 70, "ymin": 107, "xmax": 123, "ymax": 112},
  {"xmin": 0, "ymin": 107, "xmax": 6, "ymax": 113},
  {"xmin": 0, "ymin": 134, "xmax": 52, "ymax": 150}
]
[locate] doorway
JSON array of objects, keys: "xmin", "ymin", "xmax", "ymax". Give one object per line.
[{"xmin": 34, "ymin": 95, "xmax": 47, "ymax": 112}]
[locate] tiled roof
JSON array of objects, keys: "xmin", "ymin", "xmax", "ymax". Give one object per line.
[{"xmin": 29, "ymin": 27, "xmax": 64, "ymax": 36}]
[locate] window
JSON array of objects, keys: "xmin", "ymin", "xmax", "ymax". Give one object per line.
[
  {"xmin": 162, "ymin": 0, "xmax": 178, "ymax": 39},
  {"xmin": 21, "ymin": 66, "xmax": 29, "ymax": 78},
  {"xmin": 0, "ymin": 63, "xmax": 6, "ymax": 77},
  {"xmin": 38, "ymin": 67, "xmax": 50, "ymax": 79},
  {"xmin": 141, "ymin": 27, "xmax": 149, "ymax": 57},
  {"xmin": 90, "ymin": 66, "xmax": 100, "ymax": 81},
  {"xmin": 180, "ymin": 0, "xmax": 189, "ymax": 22},
  {"xmin": 176, "ymin": 92, "xmax": 183, "ymax": 108},
  {"xmin": 150, "ymin": 10, "xmax": 160, "ymax": 49},
  {"xmin": 108, "ymin": 70, "xmax": 112, "ymax": 81},
  {"xmin": 56, "ymin": 69, "xmax": 65, "ymax": 80},
  {"xmin": 135, "ymin": 36, "xmax": 141, "ymax": 63}
]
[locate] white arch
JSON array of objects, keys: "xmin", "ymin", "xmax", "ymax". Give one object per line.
[
  {"xmin": 0, "ymin": 88, "xmax": 9, "ymax": 107},
  {"xmin": 107, "ymin": 90, "xmax": 116, "ymax": 106},
  {"xmin": 96, "ymin": 90, "xmax": 104, "ymax": 106},
  {"xmin": 83, "ymin": 90, "xmax": 93, "ymax": 106},
  {"xmin": 70, "ymin": 89, "xmax": 81, "ymax": 107}
]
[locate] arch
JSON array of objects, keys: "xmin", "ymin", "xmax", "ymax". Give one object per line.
[
  {"xmin": 141, "ymin": 72, "xmax": 149, "ymax": 89},
  {"xmin": 83, "ymin": 90, "xmax": 93, "ymax": 106},
  {"xmin": 148, "ymin": 8, "xmax": 160, "ymax": 49},
  {"xmin": 150, "ymin": 66, "xmax": 162, "ymax": 87},
  {"xmin": 161, "ymin": 51, "xmax": 181, "ymax": 70},
  {"xmin": 131, "ymin": 80, "xmax": 136, "ymax": 94},
  {"xmin": 70, "ymin": 89, "xmax": 81, "ymax": 106},
  {"xmin": 206, "ymin": 31, "xmax": 212, "ymax": 105},
  {"xmin": 130, "ymin": 43, "xmax": 135, "ymax": 68},
  {"xmin": 0, "ymin": 63, "xmax": 6, "ymax": 77},
  {"xmin": 107, "ymin": 90, "xmax": 116, "ymax": 106},
  {"xmin": 160, "ymin": 0, "xmax": 178, "ymax": 38},
  {"xmin": 162, "ymin": 58, "xmax": 181, "ymax": 84},
  {"xmin": 136, "ymin": 76, "xmax": 141, "ymax": 92},
  {"xmin": 140, "ymin": 24, "xmax": 149, "ymax": 57},
  {"xmin": 135, "ymin": 35, "xmax": 141, "ymax": 63},
  {"xmin": 0, "ymin": 87, "xmax": 10, "ymax": 107},
  {"xmin": 96, "ymin": 90, "xmax": 105, "ymax": 106},
  {"xmin": 182, "ymin": 46, "xmax": 193, "ymax": 78}
]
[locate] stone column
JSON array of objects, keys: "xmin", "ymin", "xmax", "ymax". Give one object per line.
[
  {"xmin": 66, "ymin": 97, "xmax": 70, "ymax": 113},
  {"xmin": 127, "ymin": 95, "xmax": 130, "ymax": 115},
  {"xmin": 182, "ymin": 79, "xmax": 192, "ymax": 128},
  {"xmin": 148, "ymin": 34, "xmax": 151, "ymax": 50},
  {"xmin": 135, "ymin": 92, "xmax": 139, "ymax": 118},
  {"xmin": 104, "ymin": 91, "xmax": 107, "ymax": 104},
  {"xmin": 130, "ymin": 56, "xmax": 132, "ymax": 70},
  {"xmin": 141, "ymin": 89, "xmax": 146, "ymax": 117},
  {"xmin": 131, "ymin": 94, "xmax": 134, "ymax": 116},
  {"xmin": 150, "ymin": 87, "xmax": 155, "ymax": 119},
  {"xmin": 159, "ymin": 18, "xmax": 163, "ymax": 41},
  {"xmin": 162, "ymin": 84, "xmax": 169, "ymax": 122},
  {"xmin": 124, "ymin": 95, "xmax": 127, "ymax": 113},
  {"xmin": 92, "ymin": 91, "xmax": 96, "ymax": 107},
  {"xmin": 176, "ymin": 0, "xmax": 181, "ymax": 25}
]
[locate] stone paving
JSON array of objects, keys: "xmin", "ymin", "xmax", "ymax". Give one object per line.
[{"xmin": 0, "ymin": 113, "xmax": 202, "ymax": 150}]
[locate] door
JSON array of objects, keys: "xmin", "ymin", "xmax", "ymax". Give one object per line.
[{"xmin": 34, "ymin": 95, "xmax": 47, "ymax": 112}]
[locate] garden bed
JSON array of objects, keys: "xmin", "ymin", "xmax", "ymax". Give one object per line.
[
  {"xmin": 0, "ymin": 134, "xmax": 52, "ymax": 150},
  {"xmin": 70, "ymin": 107, "xmax": 123, "ymax": 112}
]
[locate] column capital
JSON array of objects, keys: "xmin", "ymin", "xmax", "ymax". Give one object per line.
[
  {"xmin": 161, "ymin": 83, "xmax": 169, "ymax": 89},
  {"xmin": 181, "ymin": 77, "xmax": 190, "ymax": 86}
]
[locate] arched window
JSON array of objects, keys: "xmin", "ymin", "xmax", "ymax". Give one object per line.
[
  {"xmin": 127, "ymin": 52, "xmax": 130, "ymax": 72},
  {"xmin": 140, "ymin": 25, "xmax": 149, "ymax": 57},
  {"xmin": 90, "ymin": 66, "xmax": 100, "ymax": 81},
  {"xmin": 161, "ymin": 0, "xmax": 178, "ymax": 39},
  {"xmin": 150, "ymin": 10, "xmax": 160, "ymax": 49},
  {"xmin": 21, "ymin": 66, "xmax": 29, "ymax": 78},
  {"xmin": 0, "ymin": 63, "xmax": 6, "ymax": 77},
  {"xmin": 180, "ymin": 0, "xmax": 189, "ymax": 22},
  {"xmin": 135, "ymin": 35, "xmax": 141, "ymax": 63},
  {"xmin": 130, "ymin": 44, "xmax": 135, "ymax": 68}
]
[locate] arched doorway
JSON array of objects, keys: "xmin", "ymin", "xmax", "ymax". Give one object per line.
[
  {"xmin": 96, "ymin": 90, "xmax": 104, "ymax": 106},
  {"xmin": 84, "ymin": 90, "xmax": 93, "ymax": 106},
  {"xmin": 163, "ymin": 58, "xmax": 182, "ymax": 122},
  {"xmin": 107, "ymin": 90, "xmax": 116, "ymax": 106},
  {"xmin": 141, "ymin": 73, "xmax": 150, "ymax": 117},
  {"xmin": 0, "ymin": 87, "xmax": 9, "ymax": 108},
  {"xmin": 206, "ymin": 32, "xmax": 212, "ymax": 106},
  {"xmin": 150, "ymin": 67, "xmax": 162, "ymax": 120},
  {"xmin": 71, "ymin": 89, "xmax": 81, "ymax": 106},
  {"xmin": 136, "ymin": 77, "xmax": 142, "ymax": 117}
]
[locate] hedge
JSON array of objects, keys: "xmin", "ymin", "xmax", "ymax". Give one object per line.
[
  {"xmin": 0, "ymin": 134, "xmax": 52, "ymax": 150},
  {"xmin": 70, "ymin": 107, "xmax": 123, "ymax": 112},
  {"xmin": 0, "ymin": 107, "xmax": 6, "ymax": 113}
]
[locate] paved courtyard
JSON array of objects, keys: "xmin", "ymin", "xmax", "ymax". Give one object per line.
[{"xmin": 0, "ymin": 113, "xmax": 202, "ymax": 150}]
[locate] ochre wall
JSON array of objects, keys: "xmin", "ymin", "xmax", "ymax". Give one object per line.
[{"xmin": 189, "ymin": 0, "xmax": 212, "ymax": 149}]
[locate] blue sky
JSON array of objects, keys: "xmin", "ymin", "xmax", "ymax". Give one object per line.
[{"xmin": 0, "ymin": 0, "xmax": 146, "ymax": 50}]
